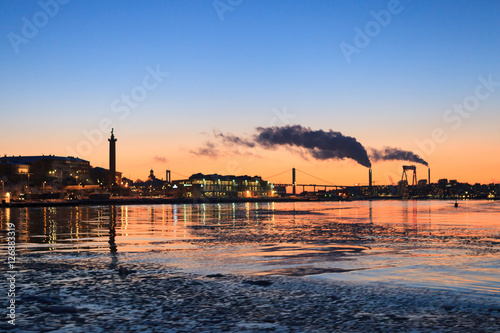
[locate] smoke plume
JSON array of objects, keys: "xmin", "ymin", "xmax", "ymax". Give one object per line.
[
  {"xmin": 153, "ymin": 156, "xmax": 168, "ymax": 163},
  {"xmin": 369, "ymin": 147, "xmax": 428, "ymax": 166},
  {"xmin": 199, "ymin": 126, "xmax": 428, "ymax": 169},
  {"xmin": 190, "ymin": 142, "xmax": 219, "ymax": 157},
  {"xmin": 255, "ymin": 125, "xmax": 372, "ymax": 167},
  {"xmin": 214, "ymin": 131, "xmax": 255, "ymax": 148}
]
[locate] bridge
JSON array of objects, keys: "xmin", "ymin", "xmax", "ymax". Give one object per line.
[
  {"xmin": 164, "ymin": 165, "xmax": 426, "ymax": 197},
  {"xmin": 166, "ymin": 168, "xmax": 382, "ymax": 194},
  {"xmin": 264, "ymin": 168, "xmax": 348, "ymax": 194},
  {"xmin": 170, "ymin": 167, "xmax": 350, "ymax": 195}
]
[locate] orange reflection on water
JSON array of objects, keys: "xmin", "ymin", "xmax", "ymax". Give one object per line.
[
  {"xmin": 0, "ymin": 200, "xmax": 498, "ymax": 257},
  {"xmin": 1, "ymin": 200, "xmax": 499, "ymax": 294}
]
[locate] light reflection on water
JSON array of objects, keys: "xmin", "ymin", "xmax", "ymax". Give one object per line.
[{"xmin": 1, "ymin": 200, "xmax": 499, "ymax": 295}]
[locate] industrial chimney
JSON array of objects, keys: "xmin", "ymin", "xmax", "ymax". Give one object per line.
[
  {"xmin": 428, "ymin": 167, "xmax": 431, "ymax": 185},
  {"xmin": 369, "ymin": 168, "xmax": 373, "ymax": 196}
]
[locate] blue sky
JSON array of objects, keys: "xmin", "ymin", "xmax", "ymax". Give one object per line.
[{"xmin": 1, "ymin": 0, "xmax": 500, "ymax": 182}]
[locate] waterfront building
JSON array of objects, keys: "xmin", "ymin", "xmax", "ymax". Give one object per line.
[
  {"xmin": 0, "ymin": 161, "xmax": 29, "ymax": 183},
  {"xmin": 0, "ymin": 155, "xmax": 91, "ymax": 185},
  {"xmin": 171, "ymin": 173, "xmax": 275, "ymax": 198},
  {"xmin": 90, "ymin": 167, "xmax": 123, "ymax": 187}
]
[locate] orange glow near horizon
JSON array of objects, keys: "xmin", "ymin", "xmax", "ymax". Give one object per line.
[
  {"xmin": 3, "ymin": 129, "xmax": 499, "ymax": 186},
  {"xmin": 110, "ymin": 142, "xmax": 500, "ymax": 186}
]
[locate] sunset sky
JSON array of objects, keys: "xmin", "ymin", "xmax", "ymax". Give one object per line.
[{"xmin": 1, "ymin": 0, "xmax": 500, "ymax": 185}]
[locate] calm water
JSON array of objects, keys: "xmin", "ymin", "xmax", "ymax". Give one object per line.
[{"xmin": 1, "ymin": 200, "xmax": 499, "ymax": 296}]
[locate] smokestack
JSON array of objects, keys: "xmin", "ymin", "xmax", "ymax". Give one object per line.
[
  {"xmin": 108, "ymin": 129, "xmax": 117, "ymax": 186},
  {"xmin": 166, "ymin": 170, "xmax": 171, "ymax": 183},
  {"xmin": 292, "ymin": 168, "xmax": 296, "ymax": 195},
  {"xmin": 369, "ymin": 168, "xmax": 373, "ymax": 196},
  {"xmin": 428, "ymin": 167, "xmax": 430, "ymax": 185}
]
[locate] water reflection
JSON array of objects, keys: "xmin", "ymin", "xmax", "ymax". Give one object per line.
[
  {"xmin": 1, "ymin": 200, "xmax": 499, "ymax": 294},
  {"xmin": 0, "ymin": 201, "xmax": 497, "ymax": 255},
  {"xmin": 109, "ymin": 205, "xmax": 118, "ymax": 269}
]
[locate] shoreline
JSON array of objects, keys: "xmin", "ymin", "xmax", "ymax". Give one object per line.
[
  {"xmin": 1, "ymin": 196, "xmax": 498, "ymax": 209},
  {"xmin": 1, "ymin": 196, "xmax": 312, "ymax": 208}
]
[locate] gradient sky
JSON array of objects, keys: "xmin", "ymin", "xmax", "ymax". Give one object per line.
[{"xmin": 1, "ymin": 0, "xmax": 500, "ymax": 185}]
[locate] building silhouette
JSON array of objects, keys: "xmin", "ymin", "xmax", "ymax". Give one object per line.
[
  {"xmin": 0, "ymin": 155, "xmax": 91, "ymax": 185},
  {"xmin": 171, "ymin": 173, "xmax": 275, "ymax": 198}
]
